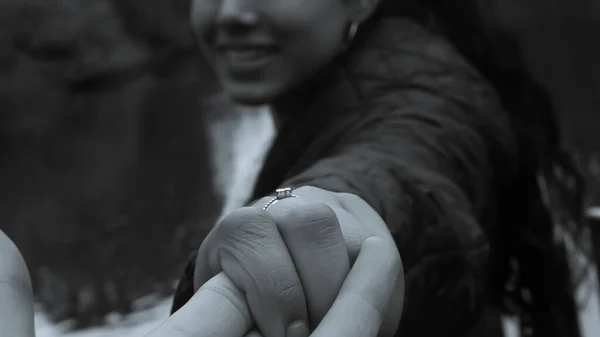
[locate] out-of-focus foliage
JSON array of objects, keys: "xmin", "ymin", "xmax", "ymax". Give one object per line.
[{"xmin": 0, "ymin": 0, "xmax": 222, "ymax": 328}]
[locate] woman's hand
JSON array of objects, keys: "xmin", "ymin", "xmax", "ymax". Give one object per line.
[{"xmin": 191, "ymin": 186, "xmax": 405, "ymax": 337}]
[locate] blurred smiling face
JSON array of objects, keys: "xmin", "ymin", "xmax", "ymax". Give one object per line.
[{"xmin": 190, "ymin": 0, "xmax": 362, "ymax": 106}]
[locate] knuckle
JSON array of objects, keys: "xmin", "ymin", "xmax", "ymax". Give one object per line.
[
  {"xmin": 295, "ymin": 186, "xmax": 342, "ymax": 206},
  {"xmin": 338, "ymin": 192, "xmax": 370, "ymax": 210},
  {"xmin": 206, "ymin": 207, "xmax": 276, "ymax": 270},
  {"xmin": 251, "ymin": 195, "xmax": 275, "ymax": 209},
  {"xmin": 278, "ymin": 202, "xmax": 341, "ymax": 236},
  {"xmin": 336, "ymin": 191, "xmax": 356, "ymax": 200},
  {"xmin": 295, "ymin": 185, "xmax": 320, "ymax": 195},
  {"xmin": 215, "ymin": 207, "xmax": 274, "ymax": 241},
  {"xmin": 271, "ymin": 281, "xmax": 306, "ymax": 315},
  {"xmin": 285, "ymin": 202, "xmax": 336, "ymax": 225},
  {"xmin": 274, "ymin": 281, "xmax": 303, "ymax": 299}
]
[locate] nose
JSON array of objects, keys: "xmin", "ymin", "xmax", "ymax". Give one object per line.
[{"xmin": 217, "ymin": 0, "xmax": 259, "ymax": 33}]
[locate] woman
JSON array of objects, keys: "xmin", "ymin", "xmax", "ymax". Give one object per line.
[
  {"xmin": 171, "ymin": 0, "xmax": 588, "ymax": 336},
  {"xmin": 0, "ymin": 1, "xmax": 587, "ymax": 337}
]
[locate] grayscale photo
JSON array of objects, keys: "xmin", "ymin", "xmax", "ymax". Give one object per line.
[{"xmin": 0, "ymin": 1, "xmax": 599, "ymax": 336}]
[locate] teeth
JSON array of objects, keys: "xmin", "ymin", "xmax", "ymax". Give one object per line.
[{"xmin": 225, "ymin": 49, "xmax": 271, "ymax": 63}]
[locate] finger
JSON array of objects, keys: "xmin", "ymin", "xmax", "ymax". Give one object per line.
[
  {"xmin": 193, "ymin": 228, "xmax": 218, "ymax": 291},
  {"xmin": 191, "ymin": 208, "xmax": 248, "ymax": 290},
  {"xmin": 208, "ymin": 207, "xmax": 308, "ymax": 337},
  {"xmin": 0, "ymin": 231, "xmax": 35, "ymax": 337},
  {"xmin": 337, "ymin": 192, "xmax": 394, "ymax": 241},
  {"xmin": 379, "ymin": 278, "xmax": 404, "ymax": 337},
  {"xmin": 0, "ymin": 281, "xmax": 35, "ymax": 337},
  {"xmin": 311, "ymin": 237, "xmax": 403, "ymax": 337},
  {"xmin": 254, "ymin": 188, "xmax": 374, "ymax": 260},
  {"xmin": 250, "ymin": 187, "xmax": 402, "ymax": 335},
  {"xmin": 146, "ymin": 272, "xmax": 251, "ymax": 337},
  {"xmin": 265, "ymin": 198, "xmax": 350, "ymax": 328},
  {"xmin": 338, "ymin": 192, "xmax": 405, "ymax": 336}
]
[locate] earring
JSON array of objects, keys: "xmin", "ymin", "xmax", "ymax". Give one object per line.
[
  {"xmin": 346, "ymin": 21, "xmax": 360, "ymax": 45},
  {"xmin": 341, "ymin": 20, "xmax": 360, "ymax": 52}
]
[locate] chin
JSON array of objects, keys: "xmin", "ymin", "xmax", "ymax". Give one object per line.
[
  {"xmin": 228, "ymin": 93, "xmax": 271, "ymax": 107},
  {"xmin": 224, "ymin": 82, "xmax": 282, "ymax": 107},
  {"xmin": 221, "ymin": 73, "xmax": 286, "ymax": 106}
]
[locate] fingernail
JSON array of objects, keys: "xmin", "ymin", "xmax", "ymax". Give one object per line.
[{"xmin": 287, "ymin": 321, "xmax": 309, "ymax": 337}]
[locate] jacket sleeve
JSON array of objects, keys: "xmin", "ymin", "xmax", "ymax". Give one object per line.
[{"xmin": 280, "ymin": 21, "xmax": 518, "ymax": 335}]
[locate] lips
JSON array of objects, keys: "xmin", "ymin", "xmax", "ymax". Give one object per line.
[
  {"xmin": 216, "ymin": 45, "xmax": 278, "ymax": 73},
  {"xmin": 224, "ymin": 48, "xmax": 272, "ymax": 62}
]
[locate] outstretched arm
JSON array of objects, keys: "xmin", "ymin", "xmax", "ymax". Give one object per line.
[
  {"xmin": 172, "ymin": 18, "xmax": 518, "ymax": 336},
  {"xmin": 279, "ymin": 20, "xmax": 518, "ymax": 334}
]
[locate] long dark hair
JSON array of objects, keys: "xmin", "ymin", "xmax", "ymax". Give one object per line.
[{"xmin": 362, "ymin": 0, "xmax": 590, "ymax": 335}]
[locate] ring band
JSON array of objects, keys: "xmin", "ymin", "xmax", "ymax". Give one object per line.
[{"xmin": 263, "ymin": 187, "xmax": 298, "ymax": 211}]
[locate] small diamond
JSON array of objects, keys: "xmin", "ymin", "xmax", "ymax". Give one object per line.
[{"xmin": 275, "ymin": 187, "xmax": 293, "ymax": 199}]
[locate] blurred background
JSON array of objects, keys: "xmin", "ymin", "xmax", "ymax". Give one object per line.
[{"xmin": 0, "ymin": 0, "xmax": 599, "ymax": 336}]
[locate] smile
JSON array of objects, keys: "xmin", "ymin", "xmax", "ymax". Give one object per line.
[{"xmin": 217, "ymin": 47, "xmax": 277, "ymax": 73}]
